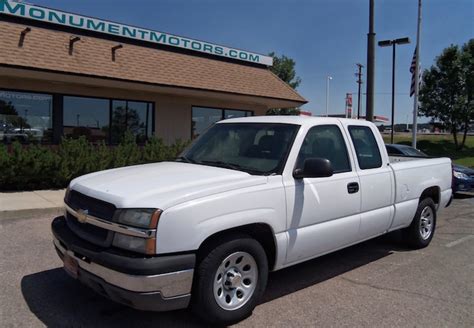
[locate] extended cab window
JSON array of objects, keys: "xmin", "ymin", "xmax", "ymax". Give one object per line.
[
  {"xmin": 349, "ymin": 126, "xmax": 382, "ymax": 169},
  {"xmin": 297, "ymin": 125, "xmax": 351, "ymax": 173}
]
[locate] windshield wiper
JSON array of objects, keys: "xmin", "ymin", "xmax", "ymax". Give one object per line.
[
  {"xmin": 176, "ymin": 156, "xmax": 196, "ymax": 164},
  {"xmin": 198, "ymin": 160, "xmax": 263, "ymax": 175}
]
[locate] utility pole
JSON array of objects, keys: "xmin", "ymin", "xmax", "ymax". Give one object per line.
[
  {"xmin": 366, "ymin": 0, "xmax": 375, "ymax": 122},
  {"xmin": 325, "ymin": 76, "xmax": 332, "ymax": 117},
  {"xmin": 355, "ymin": 63, "xmax": 364, "ymax": 119},
  {"xmin": 412, "ymin": 0, "xmax": 422, "ymax": 148}
]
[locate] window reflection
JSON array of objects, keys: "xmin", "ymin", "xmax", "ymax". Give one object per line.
[
  {"xmin": 63, "ymin": 96, "xmax": 109, "ymax": 143},
  {"xmin": 0, "ymin": 90, "xmax": 53, "ymax": 144},
  {"xmin": 111, "ymin": 100, "xmax": 151, "ymax": 144}
]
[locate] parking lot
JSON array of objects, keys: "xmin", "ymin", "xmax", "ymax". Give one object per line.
[{"xmin": 1, "ymin": 195, "xmax": 473, "ymax": 327}]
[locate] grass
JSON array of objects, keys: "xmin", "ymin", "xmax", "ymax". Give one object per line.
[{"xmin": 383, "ymin": 133, "xmax": 474, "ymax": 168}]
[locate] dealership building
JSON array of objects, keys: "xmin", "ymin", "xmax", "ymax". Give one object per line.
[{"xmin": 0, "ymin": 1, "xmax": 306, "ymax": 145}]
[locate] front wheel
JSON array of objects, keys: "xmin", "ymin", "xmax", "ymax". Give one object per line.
[
  {"xmin": 191, "ymin": 235, "xmax": 268, "ymax": 325},
  {"xmin": 403, "ymin": 198, "xmax": 437, "ymax": 249}
]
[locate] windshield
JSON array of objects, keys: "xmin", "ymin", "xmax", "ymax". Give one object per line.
[{"xmin": 178, "ymin": 123, "xmax": 300, "ymax": 175}]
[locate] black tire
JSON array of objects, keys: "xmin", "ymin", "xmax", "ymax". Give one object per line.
[
  {"xmin": 403, "ymin": 197, "xmax": 437, "ymax": 249},
  {"xmin": 191, "ymin": 235, "xmax": 268, "ymax": 325}
]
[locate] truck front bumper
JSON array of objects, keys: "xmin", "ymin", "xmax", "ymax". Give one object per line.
[{"xmin": 52, "ymin": 216, "xmax": 195, "ymax": 311}]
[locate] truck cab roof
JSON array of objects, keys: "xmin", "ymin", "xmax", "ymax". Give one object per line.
[{"xmin": 220, "ymin": 115, "xmax": 374, "ymax": 128}]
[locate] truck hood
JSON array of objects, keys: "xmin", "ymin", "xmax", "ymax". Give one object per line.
[{"xmin": 70, "ymin": 162, "xmax": 268, "ymax": 209}]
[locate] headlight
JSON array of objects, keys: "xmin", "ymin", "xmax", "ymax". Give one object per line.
[
  {"xmin": 112, "ymin": 233, "xmax": 156, "ymax": 254},
  {"xmin": 64, "ymin": 186, "xmax": 71, "ymax": 217},
  {"xmin": 112, "ymin": 208, "xmax": 162, "ymax": 254},
  {"xmin": 454, "ymin": 171, "xmax": 469, "ymax": 180},
  {"xmin": 113, "ymin": 208, "xmax": 162, "ymax": 228},
  {"xmin": 64, "ymin": 186, "xmax": 71, "ymax": 202}
]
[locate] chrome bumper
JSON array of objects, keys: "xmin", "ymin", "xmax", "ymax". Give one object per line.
[{"xmin": 53, "ymin": 237, "xmax": 193, "ymax": 311}]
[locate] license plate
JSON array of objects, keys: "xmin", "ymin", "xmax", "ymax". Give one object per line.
[{"xmin": 63, "ymin": 253, "xmax": 79, "ymax": 279}]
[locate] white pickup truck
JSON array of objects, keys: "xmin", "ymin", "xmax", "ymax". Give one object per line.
[{"xmin": 52, "ymin": 116, "xmax": 452, "ymax": 325}]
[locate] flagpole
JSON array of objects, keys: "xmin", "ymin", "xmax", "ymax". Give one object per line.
[{"xmin": 412, "ymin": 0, "xmax": 422, "ymax": 148}]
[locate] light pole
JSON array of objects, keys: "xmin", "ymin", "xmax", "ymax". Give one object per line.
[
  {"xmin": 325, "ymin": 75, "xmax": 332, "ymax": 117},
  {"xmin": 378, "ymin": 37, "xmax": 410, "ymax": 143}
]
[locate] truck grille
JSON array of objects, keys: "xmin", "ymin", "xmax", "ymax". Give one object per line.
[
  {"xmin": 64, "ymin": 190, "xmax": 116, "ymax": 247},
  {"xmin": 65, "ymin": 190, "xmax": 116, "ymax": 221},
  {"xmin": 66, "ymin": 212, "xmax": 112, "ymax": 247}
]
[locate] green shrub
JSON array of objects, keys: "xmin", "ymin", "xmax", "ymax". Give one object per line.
[
  {"xmin": 111, "ymin": 132, "xmax": 142, "ymax": 168},
  {"xmin": 0, "ymin": 135, "xmax": 190, "ymax": 191}
]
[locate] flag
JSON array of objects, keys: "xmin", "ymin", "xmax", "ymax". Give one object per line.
[{"xmin": 410, "ymin": 48, "xmax": 422, "ymax": 97}]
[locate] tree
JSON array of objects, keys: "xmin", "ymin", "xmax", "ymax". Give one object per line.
[
  {"xmin": 266, "ymin": 52, "xmax": 302, "ymax": 115},
  {"xmin": 419, "ymin": 39, "xmax": 474, "ymax": 150},
  {"xmin": 268, "ymin": 52, "xmax": 301, "ymax": 89},
  {"xmin": 109, "ymin": 106, "xmax": 146, "ymax": 143},
  {"xmin": 0, "ymin": 100, "xmax": 30, "ymax": 130}
]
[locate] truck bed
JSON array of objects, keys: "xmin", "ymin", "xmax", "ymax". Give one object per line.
[{"xmin": 388, "ymin": 155, "xmax": 452, "ymax": 230}]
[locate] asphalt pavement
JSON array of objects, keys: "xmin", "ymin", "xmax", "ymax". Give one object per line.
[{"xmin": 0, "ymin": 195, "xmax": 473, "ymax": 327}]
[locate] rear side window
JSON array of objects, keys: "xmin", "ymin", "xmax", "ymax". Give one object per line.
[
  {"xmin": 348, "ymin": 126, "xmax": 382, "ymax": 169},
  {"xmin": 297, "ymin": 125, "xmax": 351, "ymax": 173}
]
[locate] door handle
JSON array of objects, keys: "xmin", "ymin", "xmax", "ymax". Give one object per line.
[{"xmin": 347, "ymin": 182, "xmax": 359, "ymax": 194}]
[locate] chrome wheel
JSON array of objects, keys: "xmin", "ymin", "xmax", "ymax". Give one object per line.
[
  {"xmin": 213, "ymin": 251, "xmax": 258, "ymax": 311},
  {"xmin": 419, "ymin": 206, "xmax": 434, "ymax": 240}
]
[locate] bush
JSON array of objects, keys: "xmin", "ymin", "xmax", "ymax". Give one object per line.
[{"xmin": 0, "ymin": 135, "xmax": 190, "ymax": 191}]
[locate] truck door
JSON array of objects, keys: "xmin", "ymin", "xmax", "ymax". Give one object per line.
[
  {"xmin": 346, "ymin": 124, "xmax": 394, "ymax": 239},
  {"xmin": 283, "ymin": 123, "xmax": 361, "ymax": 265}
]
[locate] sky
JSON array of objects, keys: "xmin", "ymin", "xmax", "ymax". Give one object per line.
[{"xmin": 31, "ymin": 0, "xmax": 473, "ymax": 124}]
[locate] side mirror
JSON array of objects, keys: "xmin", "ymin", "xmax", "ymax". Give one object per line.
[{"xmin": 293, "ymin": 158, "xmax": 334, "ymax": 179}]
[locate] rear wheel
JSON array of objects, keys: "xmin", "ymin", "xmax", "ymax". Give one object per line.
[
  {"xmin": 191, "ymin": 235, "xmax": 268, "ymax": 325},
  {"xmin": 403, "ymin": 198, "xmax": 437, "ymax": 249}
]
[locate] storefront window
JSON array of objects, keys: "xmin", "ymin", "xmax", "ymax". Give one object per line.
[
  {"xmin": 61, "ymin": 96, "xmax": 153, "ymax": 144},
  {"xmin": 63, "ymin": 96, "xmax": 109, "ymax": 143},
  {"xmin": 192, "ymin": 107, "xmax": 222, "ymax": 138},
  {"xmin": 111, "ymin": 100, "xmax": 152, "ymax": 144},
  {"xmin": 224, "ymin": 109, "xmax": 252, "ymax": 119},
  {"xmin": 0, "ymin": 90, "xmax": 53, "ymax": 144},
  {"xmin": 192, "ymin": 106, "xmax": 252, "ymax": 138}
]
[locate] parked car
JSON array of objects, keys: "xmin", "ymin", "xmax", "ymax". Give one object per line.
[
  {"xmin": 386, "ymin": 143, "xmax": 474, "ymax": 193},
  {"xmin": 452, "ymin": 164, "xmax": 474, "ymax": 193},
  {"xmin": 52, "ymin": 117, "xmax": 452, "ymax": 325}
]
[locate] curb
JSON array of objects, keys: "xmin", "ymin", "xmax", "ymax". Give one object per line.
[{"xmin": 0, "ymin": 207, "xmax": 63, "ymax": 221}]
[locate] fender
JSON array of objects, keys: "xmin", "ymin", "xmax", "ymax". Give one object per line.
[{"xmin": 155, "ymin": 177, "xmax": 287, "ymax": 254}]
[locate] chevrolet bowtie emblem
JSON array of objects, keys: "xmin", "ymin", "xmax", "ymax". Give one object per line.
[{"xmin": 76, "ymin": 209, "xmax": 89, "ymax": 223}]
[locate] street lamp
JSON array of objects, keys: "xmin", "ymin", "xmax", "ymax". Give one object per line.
[
  {"xmin": 326, "ymin": 75, "xmax": 333, "ymax": 117},
  {"xmin": 378, "ymin": 37, "xmax": 410, "ymax": 143}
]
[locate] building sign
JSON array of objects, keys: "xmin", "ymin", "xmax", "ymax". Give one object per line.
[{"xmin": 0, "ymin": 0, "xmax": 273, "ymax": 66}]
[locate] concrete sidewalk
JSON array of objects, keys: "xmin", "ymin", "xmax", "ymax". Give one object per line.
[{"xmin": 0, "ymin": 189, "xmax": 65, "ymax": 220}]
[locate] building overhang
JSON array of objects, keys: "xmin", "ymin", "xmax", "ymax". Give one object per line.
[{"xmin": 0, "ymin": 66, "xmax": 305, "ymax": 109}]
